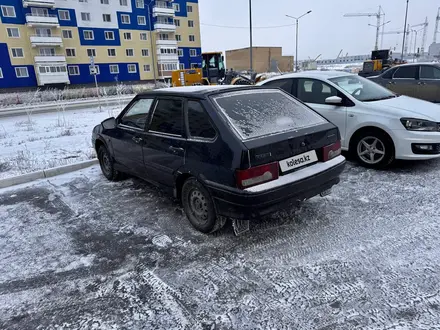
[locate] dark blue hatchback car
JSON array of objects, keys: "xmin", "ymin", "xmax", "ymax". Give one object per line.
[{"xmin": 92, "ymin": 86, "xmax": 345, "ymax": 234}]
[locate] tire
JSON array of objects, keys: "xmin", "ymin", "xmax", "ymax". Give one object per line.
[
  {"xmin": 181, "ymin": 178, "xmax": 225, "ymax": 233},
  {"xmin": 97, "ymin": 145, "xmax": 121, "ymax": 181},
  {"xmin": 351, "ymin": 129, "xmax": 395, "ymax": 169}
]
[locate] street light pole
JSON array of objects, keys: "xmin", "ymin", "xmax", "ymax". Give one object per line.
[
  {"xmin": 401, "ymin": 0, "xmax": 409, "ymax": 61},
  {"xmin": 286, "ymin": 10, "xmax": 312, "ymax": 72},
  {"xmin": 249, "ymin": 0, "xmax": 253, "ymax": 72},
  {"xmin": 147, "ymin": 0, "xmax": 157, "ymax": 85}
]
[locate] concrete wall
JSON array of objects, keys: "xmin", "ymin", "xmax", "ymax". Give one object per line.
[{"xmin": 225, "ymin": 47, "xmax": 293, "ymax": 73}]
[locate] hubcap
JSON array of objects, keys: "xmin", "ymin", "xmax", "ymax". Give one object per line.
[
  {"xmin": 101, "ymin": 152, "xmax": 111, "ymax": 175},
  {"xmin": 357, "ymin": 136, "xmax": 385, "ymax": 164},
  {"xmin": 189, "ymin": 189, "xmax": 209, "ymax": 224}
]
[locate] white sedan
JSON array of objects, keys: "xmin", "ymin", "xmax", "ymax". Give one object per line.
[{"xmin": 258, "ymin": 71, "xmax": 440, "ymax": 168}]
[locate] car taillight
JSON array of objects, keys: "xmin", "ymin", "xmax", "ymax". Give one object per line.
[
  {"xmin": 236, "ymin": 162, "xmax": 279, "ymax": 189},
  {"xmin": 322, "ymin": 141, "xmax": 341, "ymax": 162}
]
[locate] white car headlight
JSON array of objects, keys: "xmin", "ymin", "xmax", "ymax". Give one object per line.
[{"xmin": 400, "ymin": 118, "xmax": 439, "ymax": 132}]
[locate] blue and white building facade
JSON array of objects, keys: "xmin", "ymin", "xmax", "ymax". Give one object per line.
[{"xmin": 0, "ymin": 0, "xmax": 202, "ymax": 88}]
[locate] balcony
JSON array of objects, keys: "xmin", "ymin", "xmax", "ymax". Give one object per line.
[
  {"xmin": 154, "ymin": 23, "xmax": 176, "ymax": 32},
  {"xmin": 36, "ymin": 71, "xmax": 70, "ymax": 86},
  {"xmin": 30, "ymin": 35, "xmax": 63, "ymax": 47},
  {"xmin": 26, "ymin": 13, "xmax": 59, "ymax": 27},
  {"xmin": 152, "ymin": 4, "xmax": 175, "ymax": 17},
  {"xmin": 156, "ymin": 39, "xmax": 178, "ymax": 46},
  {"xmin": 34, "ymin": 54, "xmax": 66, "ymax": 63},
  {"xmin": 157, "ymin": 53, "xmax": 179, "ymax": 61},
  {"xmin": 23, "ymin": 0, "xmax": 55, "ymax": 8}
]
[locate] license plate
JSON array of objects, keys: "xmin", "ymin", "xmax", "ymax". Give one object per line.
[{"xmin": 279, "ymin": 150, "xmax": 318, "ymax": 173}]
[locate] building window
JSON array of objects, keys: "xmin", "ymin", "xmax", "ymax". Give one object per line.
[
  {"xmin": 110, "ymin": 64, "xmax": 119, "ymax": 74},
  {"xmin": 137, "ymin": 16, "xmax": 146, "ymax": 25},
  {"xmin": 179, "ymin": 63, "xmax": 185, "ymax": 70},
  {"xmin": 126, "ymin": 49, "xmax": 134, "ymax": 57},
  {"xmin": 83, "ymin": 30, "xmax": 94, "ymax": 40},
  {"xmin": 11, "ymin": 48, "xmax": 24, "ymax": 58},
  {"xmin": 39, "ymin": 47, "xmax": 55, "ymax": 56},
  {"xmin": 101, "ymin": 0, "xmax": 109, "ymax": 4},
  {"xmin": 123, "ymin": 32, "xmax": 132, "ymax": 40},
  {"xmin": 175, "ymin": 34, "xmax": 181, "ymax": 42},
  {"xmin": 102, "ymin": 14, "xmax": 111, "ymax": 22},
  {"xmin": 173, "ymin": 3, "xmax": 180, "ymax": 12},
  {"xmin": 190, "ymin": 49, "xmax": 197, "ymax": 57},
  {"xmin": 108, "ymin": 48, "xmax": 116, "ymax": 57},
  {"xmin": 136, "ymin": 0, "xmax": 144, "ymax": 8},
  {"xmin": 143, "ymin": 64, "xmax": 150, "ymax": 72},
  {"xmin": 36, "ymin": 28, "xmax": 51, "ymax": 37},
  {"xmin": 68, "ymin": 66, "xmax": 80, "ymax": 75},
  {"xmin": 62, "ymin": 30, "xmax": 73, "ymax": 39},
  {"xmin": 188, "ymin": 20, "xmax": 194, "ymax": 28},
  {"xmin": 189, "ymin": 35, "xmax": 195, "ymax": 42},
  {"xmin": 178, "ymin": 49, "xmax": 183, "ymax": 57},
  {"xmin": 121, "ymin": 14, "xmax": 130, "ymax": 24},
  {"xmin": 105, "ymin": 31, "xmax": 115, "ymax": 40},
  {"xmin": 119, "ymin": 0, "xmax": 128, "ymax": 6},
  {"xmin": 187, "ymin": 5, "xmax": 193, "ymax": 13},
  {"xmin": 0, "ymin": 68, "xmax": 2, "ymax": 78},
  {"xmin": 128, "ymin": 64, "xmax": 137, "ymax": 73},
  {"xmin": 81, "ymin": 12, "xmax": 91, "ymax": 21},
  {"xmin": 87, "ymin": 49, "xmax": 96, "ymax": 57},
  {"xmin": 191, "ymin": 63, "xmax": 199, "ymax": 68},
  {"xmin": 89, "ymin": 65, "xmax": 100, "ymax": 75},
  {"xmin": 79, "ymin": 0, "xmax": 88, "ymax": 3},
  {"xmin": 141, "ymin": 49, "xmax": 149, "ymax": 57},
  {"xmin": 140, "ymin": 32, "xmax": 148, "ymax": 40},
  {"xmin": 159, "ymin": 33, "xmax": 169, "ymax": 40},
  {"xmin": 7, "ymin": 27, "xmax": 20, "ymax": 38},
  {"xmin": 1, "ymin": 6, "xmax": 16, "ymax": 18},
  {"xmin": 15, "ymin": 67, "xmax": 29, "ymax": 78},
  {"xmin": 174, "ymin": 19, "xmax": 180, "ymax": 27},
  {"xmin": 66, "ymin": 48, "xmax": 76, "ymax": 57},
  {"xmin": 58, "ymin": 10, "xmax": 70, "ymax": 20}
]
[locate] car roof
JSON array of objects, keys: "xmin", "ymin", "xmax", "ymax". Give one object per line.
[
  {"xmin": 138, "ymin": 85, "xmax": 253, "ymax": 98},
  {"xmin": 262, "ymin": 70, "xmax": 354, "ymax": 83},
  {"xmin": 391, "ymin": 62, "xmax": 440, "ymax": 67}
]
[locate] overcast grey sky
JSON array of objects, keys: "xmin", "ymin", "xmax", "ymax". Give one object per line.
[{"xmin": 199, "ymin": 0, "xmax": 439, "ymax": 60}]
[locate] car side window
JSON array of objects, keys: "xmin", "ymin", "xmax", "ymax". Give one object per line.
[
  {"xmin": 295, "ymin": 78, "xmax": 338, "ymax": 105},
  {"xmin": 420, "ymin": 66, "xmax": 440, "ymax": 80},
  {"xmin": 263, "ymin": 79, "xmax": 293, "ymax": 94},
  {"xmin": 381, "ymin": 67, "xmax": 397, "ymax": 79},
  {"xmin": 393, "ymin": 66, "xmax": 418, "ymax": 79},
  {"xmin": 120, "ymin": 98, "xmax": 154, "ymax": 130},
  {"xmin": 149, "ymin": 99, "xmax": 183, "ymax": 136},
  {"xmin": 187, "ymin": 101, "xmax": 216, "ymax": 139}
]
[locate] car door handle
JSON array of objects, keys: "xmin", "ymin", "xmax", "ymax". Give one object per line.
[
  {"xmin": 418, "ymin": 82, "xmax": 426, "ymax": 85},
  {"xmin": 348, "ymin": 114, "xmax": 354, "ymax": 117},
  {"xmin": 169, "ymin": 146, "xmax": 184, "ymax": 153},
  {"xmin": 132, "ymin": 136, "xmax": 143, "ymax": 144},
  {"xmin": 388, "ymin": 81, "xmax": 396, "ymax": 85}
]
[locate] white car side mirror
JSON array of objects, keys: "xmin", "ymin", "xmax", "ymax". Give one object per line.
[{"xmin": 325, "ymin": 96, "xmax": 343, "ymax": 105}]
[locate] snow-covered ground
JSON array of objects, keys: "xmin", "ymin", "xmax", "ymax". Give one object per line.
[
  {"xmin": 0, "ymin": 159, "xmax": 439, "ymax": 329},
  {"xmin": 317, "ymin": 62, "xmax": 364, "ymax": 73},
  {"xmin": 0, "ymin": 104, "xmax": 124, "ymax": 179}
]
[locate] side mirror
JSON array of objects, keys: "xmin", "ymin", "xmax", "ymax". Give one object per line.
[
  {"xmin": 102, "ymin": 117, "xmax": 116, "ymax": 129},
  {"xmin": 325, "ymin": 96, "xmax": 343, "ymax": 105}
]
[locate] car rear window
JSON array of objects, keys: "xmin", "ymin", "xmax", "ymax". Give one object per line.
[{"xmin": 212, "ymin": 89, "xmax": 327, "ymax": 140}]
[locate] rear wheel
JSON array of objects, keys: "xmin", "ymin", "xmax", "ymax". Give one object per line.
[
  {"xmin": 351, "ymin": 130, "xmax": 395, "ymax": 169},
  {"xmin": 181, "ymin": 178, "xmax": 225, "ymax": 233},
  {"xmin": 98, "ymin": 145, "xmax": 121, "ymax": 181}
]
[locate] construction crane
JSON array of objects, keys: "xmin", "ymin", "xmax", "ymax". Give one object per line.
[
  {"xmin": 434, "ymin": 8, "xmax": 440, "ymax": 44},
  {"xmin": 412, "ymin": 17, "xmax": 428, "ymax": 55},
  {"xmin": 336, "ymin": 49, "xmax": 343, "ymax": 59},
  {"xmin": 344, "ymin": 6, "xmax": 385, "ymax": 51},
  {"xmin": 381, "ymin": 29, "xmax": 410, "ymax": 55}
]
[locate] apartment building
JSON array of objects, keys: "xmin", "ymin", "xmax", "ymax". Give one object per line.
[{"xmin": 0, "ymin": 0, "xmax": 202, "ymax": 89}]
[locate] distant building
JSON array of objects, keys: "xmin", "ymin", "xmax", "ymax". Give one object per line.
[
  {"xmin": 0, "ymin": 0, "xmax": 202, "ymax": 89},
  {"xmin": 316, "ymin": 54, "xmax": 370, "ymax": 65},
  {"xmin": 225, "ymin": 47, "xmax": 293, "ymax": 73},
  {"xmin": 429, "ymin": 43, "xmax": 440, "ymax": 58}
]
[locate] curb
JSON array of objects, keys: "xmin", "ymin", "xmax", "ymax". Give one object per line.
[{"xmin": 0, "ymin": 159, "xmax": 99, "ymax": 189}]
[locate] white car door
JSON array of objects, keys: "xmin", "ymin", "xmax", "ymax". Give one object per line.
[{"xmin": 293, "ymin": 78, "xmax": 348, "ymax": 148}]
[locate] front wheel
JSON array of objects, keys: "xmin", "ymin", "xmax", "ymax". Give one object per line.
[
  {"xmin": 352, "ymin": 130, "xmax": 395, "ymax": 169},
  {"xmin": 181, "ymin": 178, "xmax": 225, "ymax": 233}
]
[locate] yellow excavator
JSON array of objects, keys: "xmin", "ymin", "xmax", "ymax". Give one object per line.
[{"xmin": 172, "ymin": 52, "xmax": 267, "ymax": 87}]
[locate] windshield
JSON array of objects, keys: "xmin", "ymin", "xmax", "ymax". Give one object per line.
[
  {"xmin": 213, "ymin": 89, "xmax": 326, "ymax": 140},
  {"xmin": 329, "ymin": 75, "xmax": 396, "ymax": 102}
]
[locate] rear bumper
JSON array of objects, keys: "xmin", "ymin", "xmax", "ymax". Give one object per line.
[{"xmin": 204, "ymin": 156, "xmax": 346, "ymax": 220}]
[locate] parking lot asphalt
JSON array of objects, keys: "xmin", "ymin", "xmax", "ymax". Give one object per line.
[{"xmin": 0, "ymin": 160, "xmax": 440, "ymax": 330}]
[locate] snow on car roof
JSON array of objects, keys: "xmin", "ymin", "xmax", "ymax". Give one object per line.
[
  {"xmin": 259, "ymin": 70, "xmax": 354, "ymax": 84},
  {"xmin": 154, "ymin": 85, "xmax": 247, "ymax": 94}
]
